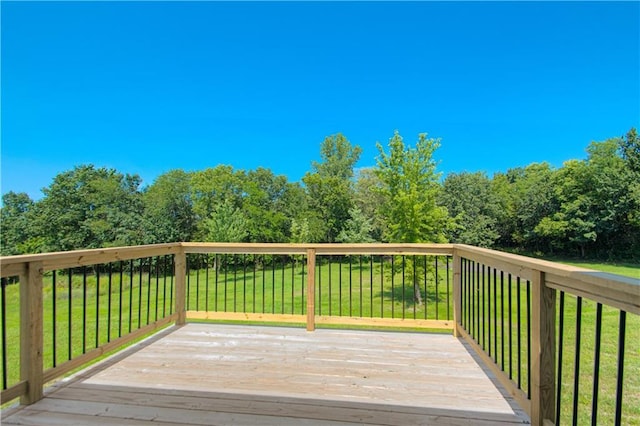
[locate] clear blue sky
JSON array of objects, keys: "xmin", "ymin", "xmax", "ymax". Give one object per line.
[{"xmin": 2, "ymin": 1, "xmax": 639, "ymax": 200}]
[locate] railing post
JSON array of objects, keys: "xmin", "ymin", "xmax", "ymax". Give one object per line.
[
  {"xmin": 531, "ymin": 270, "xmax": 556, "ymax": 425},
  {"xmin": 20, "ymin": 261, "xmax": 44, "ymax": 405},
  {"xmin": 306, "ymin": 249, "xmax": 316, "ymax": 332},
  {"xmin": 452, "ymin": 250, "xmax": 462, "ymax": 337},
  {"xmin": 174, "ymin": 249, "xmax": 187, "ymax": 326}
]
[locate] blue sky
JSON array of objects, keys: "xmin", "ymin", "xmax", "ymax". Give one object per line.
[{"xmin": 2, "ymin": 1, "xmax": 639, "ymax": 200}]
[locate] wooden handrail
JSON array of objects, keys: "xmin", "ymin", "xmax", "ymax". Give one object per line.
[
  {"xmin": 181, "ymin": 242, "xmax": 455, "ymax": 255},
  {"xmin": 0, "ymin": 243, "xmax": 181, "ymax": 275},
  {"xmin": 454, "ymin": 244, "xmax": 639, "ymax": 315}
]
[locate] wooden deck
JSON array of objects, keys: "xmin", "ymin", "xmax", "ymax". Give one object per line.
[{"xmin": 2, "ymin": 323, "xmax": 530, "ymax": 425}]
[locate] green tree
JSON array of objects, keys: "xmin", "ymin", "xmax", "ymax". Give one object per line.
[
  {"xmin": 0, "ymin": 192, "xmax": 39, "ymax": 255},
  {"xmin": 582, "ymin": 137, "xmax": 635, "ymax": 257},
  {"xmin": 280, "ymin": 182, "xmax": 309, "ymax": 242},
  {"xmin": 290, "ymin": 218, "xmax": 314, "ymax": 243},
  {"xmin": 191, "ymin": 165, "xmax": 245, "ymax": 239},
  {"xmin": 353, "ymin": 167, "xmax": 386, "ymax": 241},
  {"xmin": 511, "ymin": 133, "xmax": 638, "ymax": 259},
  {"xmin": 302, "ymin": 133, "xmax": 362, "ymax": 242},
  {"xmin": 336, "ymin": 207, "xmax": 375, "ymax": 243},
  {"xmin": 375, "ymin": 131, "xmax": 451, "ymax": 305},
  {"xmin": 37, "ymin": 165, "xmax": 144, "ymax": 251},
  {"xmin": 489, "ymin": 172, "xmax": 517, "ymax": 249},
  {"xmin": 440, "ymin": 172, "xmax": 500, "ymax": 247},
  {"xmin": 533, "ymin": 160, "xmax": 596, "ymax": 256},
  {"xmin": 619, "ymin": 127, "xmax": 640, "ymax": 174},
  {"xmin": 618, "ymin": 128, "xmax": 640, "ymax": 256},
  {"xmin": 243, "ymin": 168, "xmax": 290, "ymax": 242},
  {"xmin": 375, "ymin": 131, "xmax": 450, "ymax": 244},
  {"xmin": 205, "ymin": 198, "xmax": 248, "ymax": 243},
  {"xmin": 191, "ymin": 166, "xmax": 244, "ymax": 219},
  {"xmin": 505, "ymin": 163, "xmax": 558, "ymax": 251},
  {"xmin": 142, "ymin": 169, "xmax": 196, "ymax": 244}
]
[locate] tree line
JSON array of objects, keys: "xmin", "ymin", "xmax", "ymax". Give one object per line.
[{"xmin": 2, "ymin": 129, "xmax": 638, "ymax": 260}]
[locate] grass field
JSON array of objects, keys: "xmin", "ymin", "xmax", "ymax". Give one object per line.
[{"xmin": 0, "ymin": 255, "xmax": 638, "ymax": 424}]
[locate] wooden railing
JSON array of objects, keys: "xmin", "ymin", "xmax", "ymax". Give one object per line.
[
  {"xmin": 1, "ymin": 243, "xmax": 638, "ymax": 426},
  {"xmin": 453, "ymin": 244, "xmax": 639, "ymax": 426},
  {"xmin": 182, "ymin": 243, "xmax": 454, "ymax": 331},
  {"xmin": 0, "ymin": 244, "xmax": 182, "ymax": 406}
]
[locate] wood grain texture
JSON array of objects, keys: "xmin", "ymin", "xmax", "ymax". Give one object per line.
[
  {"xmin": 174, "ymin": 250, "xmax": 186, "ymax": 325},
  {"xmin": 530, "ymin": 271, "xmax": 555, "ymax": 426},
  {"xmin": 2, "ymin": 323, "xmax": 530, "ymax": 425},
  {"xmin": 20, "ymin": 261, "xmax": 43, "ymax": 404},
  {"xmin": 307, "ymin": 249, "xmax": 316, "ymax": 331},
  {"xmin": 453, "ymin": 253, "xmax": 462, "ymax": 338},
  {"xmin": 181, "ymin": 242, "xmax": 455, "ymax": 256},
  {"xmin": 0, "ymin": 243, "xmax": 181, "ymax": 272},
  {"xmin": 42, "ymin": 315, "xmax": 178, "ymax": 384},
  {"xmin": 456, "ymin": 326, "xmax": 531, "ymax": 418}
]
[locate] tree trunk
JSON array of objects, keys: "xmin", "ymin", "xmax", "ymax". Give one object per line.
[{"xmin": 413, "ymin": 282, "xmax": 423, "ymax": 306}]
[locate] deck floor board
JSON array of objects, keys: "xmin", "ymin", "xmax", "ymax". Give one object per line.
[{"xmin": 2, "ymin": 323, "xmax": 530, "ymax": 425}]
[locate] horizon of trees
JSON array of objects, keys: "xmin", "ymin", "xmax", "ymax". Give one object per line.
[{"xmin": 2, "ymin": 128, "xmax": 639, "ymax": 261}]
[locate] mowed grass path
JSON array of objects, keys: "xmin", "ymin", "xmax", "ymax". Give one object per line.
[{"xmin": 1, "ymin": 257, "xmax": 638, "ymax": 424}]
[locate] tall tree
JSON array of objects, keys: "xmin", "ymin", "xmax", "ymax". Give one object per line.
[
  {"xmin": 619, "ymin": 127, "xmax": 640, "ymax": 174},
  {"xmin": 142, "ymin": 169, "xmax": 196, "ymax": 244},
  {"xmin": 506, "ymin": 163, "xmax": 558, "ymax": 251},
  {"xmin": 375, "ymin": 131, "xmax": 450, "ymax": 244},
  {"xmin": 489, "ymin": 172, "xmax": 518, "ymax": 249},
  {"xmin": 353, "ymin": 167, "xmax": 386, "ymax": 241},
  {"xmin": 375, "ymin": 131, "xmax": 451, "ymax": 305},
  {"xmin": 440, "ymin": 172, "xmax": 500, "ymax": 247},
  {"xmin": 205, "ymin": 198, "xmax": 248, "ymax": 243},
  {"xmin": 190, "ymin": 165, "xmax": 245, "ymax": 239},
  {"xmin": 243, "ymin": 168, "xmax": 290, "ymax": 242},
  {"xmin": 618, "ymin": 128, "xmax": 640, "ymax": 256},
  {"xmin": 582, "ymin": 137, "xmax": 634, "ymax": 257},
  {"xmin": 533, "ymin": 160, "xmax": 596, "ymax": 256},
  {"xmin": 336, "ymin": 207, "xmax": 375, "ymax": 243},
  {"xmin": 0, "ymin": 192, "xmax": 39, "ymax": 255},
  {"xmin": 37, "ymin": 165, "xmax": 144, "ymax": 251},
  {"xmin": 519, "ymin": 133, "xmax": 638, "ymax": 258},
  {"xmin": 302, "ymin": 133, "xmax": 362, "ymax": 242}
]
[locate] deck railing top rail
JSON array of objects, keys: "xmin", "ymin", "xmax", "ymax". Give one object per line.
[
  {"xmin": 182, "ymin": 242, "xmax": 456, "ymax": 255},
  {"xmin": 0, "ymin": 243, "xmax": 181, "ymax": 275},
  {"xmin": 454, "ymin": 244, "xmax": 639, "ymax": 315}
]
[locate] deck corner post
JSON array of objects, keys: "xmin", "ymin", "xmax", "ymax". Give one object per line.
[
  {"xmin": 174, "ymin": 249, "xmax": 187, "ymax": 326},
  {"xmin": 452, "ymin": 248, "xmax": 462, "ymax": 337},
  {"xmin": 20, "ymin": 261, "xmax": 44, "ymax": 405},
  {"xmin": 306, "ymin": 248, "xmax": 316, "ymax": 332},
  {"xmin": 531, "ymin": 270, "xmax": 556, "ymax": 426}
]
